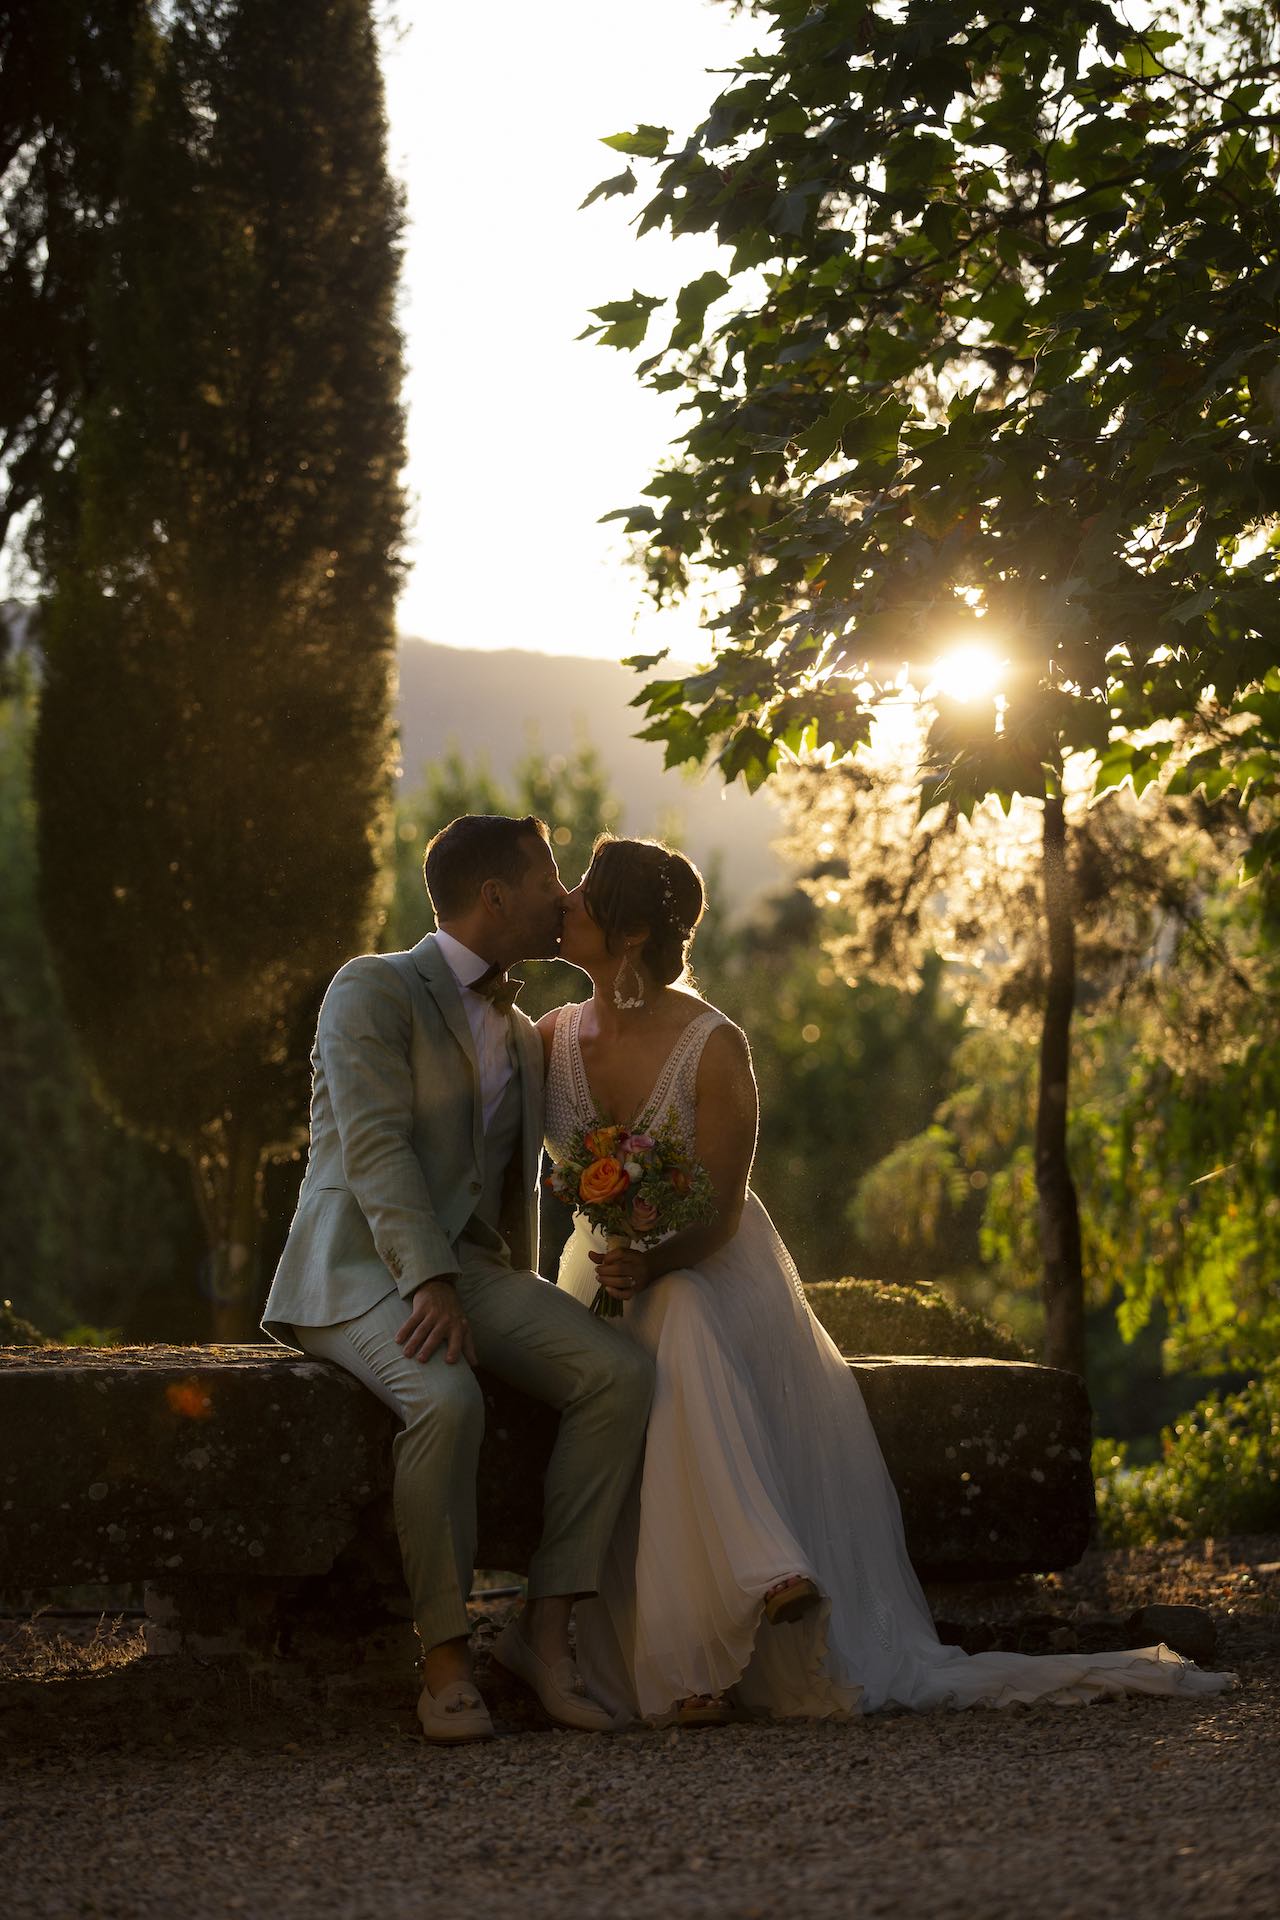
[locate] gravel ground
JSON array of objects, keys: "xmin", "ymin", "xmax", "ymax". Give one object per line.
[{"xmin": 3, "ymin": 1536, "xmax": 1278, "ymax": 1920}]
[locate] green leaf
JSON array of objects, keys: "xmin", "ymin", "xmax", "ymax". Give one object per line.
[
  {"xmin": 1120, "ymin": 32, "xmax": 1179, "ymax": 78},
  {"xmin": 772, "ymin": 180, "xmax": 825, "ymax": 235},
  {"xmin": 1170, "ymin": 587, "xmax": 1215, "ymax": 625},
  {"xmin": 598, "ymin": 503, "xmax": 659, "ymax": 532},
  {"xmin": 1241, "ymin": 823, "xmax": 1280, "ymax": 883},
  {"xmin": 1093, "ymin": 742, "xmax": 1134, "ymax": 797},
  {"xmin": 582, "ymin": 289, "xmax": 666, "ymax": 351},
  {"xmin": 766, "ymin": 104, "xmax": 808, "ymax": 138},
  {"xmin": 922, "ymin": 200, "xmax": 955, "ymax": 254},
  {"xmin": 717, "ymin": 725, "xmax": 776, "ymax": 791},
  {"xmin": 1130, "ymin": 756, "xmax": 1165, "ymax": 798},
  {"xmin": 579, "ymin": 168, "xmax": 638, "ymax": 211},
  {"xmin": 600, "ymin": 125, "xmax": 671, "ymax": 158},
  {"xmin": 669, "ymin": 270, "xmax": 731, "ymax": 349},
  {"xmin": 792, "ymin": 392, "xmax": 861, "ymax": 477}
]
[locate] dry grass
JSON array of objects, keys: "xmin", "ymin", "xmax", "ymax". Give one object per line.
[
  {"xmin": 0, "ymin": 1610, "xmax": 146, "ymax": 1683},
  {"xmin": 923, "ymin": 1531, "xmax": 1280, "ymax": 1664}
]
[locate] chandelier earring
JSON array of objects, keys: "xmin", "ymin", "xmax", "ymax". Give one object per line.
[{"xmin": 612, "ymin": 944, "xmax": 646, "ymax": 1012}]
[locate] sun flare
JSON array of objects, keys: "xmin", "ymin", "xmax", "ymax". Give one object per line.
[{"xmin": 928, "ymin": 642, "xmax": 1006, "ymax": 703}]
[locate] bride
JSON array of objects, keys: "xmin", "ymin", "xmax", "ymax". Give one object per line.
[{"xmin": 540, "ymin": 834, "xmax": 1236, "ymax": 1725}]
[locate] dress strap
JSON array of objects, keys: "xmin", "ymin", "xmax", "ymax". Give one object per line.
[
  {"xmin": 548, "ymin": 997, "xmax": 577, "ymax": 1092},
  {"xmin": 636, "ymin": 1007, "xmax": 725, "ymax": 1130},
  {"xmin": 564, "ymin": 1000, "xmax": 727, "ymax": 1131},
  {"xmin": 563, "ymin": 999, "xmax": 595, "ymax": 1123}
]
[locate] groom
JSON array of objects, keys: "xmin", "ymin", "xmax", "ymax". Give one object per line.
[{"xmin": 262, "ymin": 813, "xmax": 654, "ymax": 1741}]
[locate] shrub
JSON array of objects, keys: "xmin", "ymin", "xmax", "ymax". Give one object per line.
[
  {"xmin": 0, "ymin": 1298, "xmax": 47, "ymax": 1345},
  {"xmin": 805, "ymin": 1277, "xmax": 1031, "ymax": 1360},
  {"xmin": 1095, "ymin": 1367, "xmax": 1280, "ymax": 1545}
]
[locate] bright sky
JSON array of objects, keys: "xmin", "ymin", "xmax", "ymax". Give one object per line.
[{"xmin": 379, "ymin": 0, "xmax": 751, "ymax": 664}]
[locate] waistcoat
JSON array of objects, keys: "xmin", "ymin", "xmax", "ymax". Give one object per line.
[{"xmin": 469, "ymin": 1060, "xmax": 523, "ymax": 1240}]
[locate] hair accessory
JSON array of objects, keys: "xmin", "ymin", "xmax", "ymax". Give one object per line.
[
  {"xmin": 613, "ymin": 947, "xmax": 646, "ymax": 1012},
  {"xmin": 657, "ymin": 853, "xmax": 686, "ymax": 934}
]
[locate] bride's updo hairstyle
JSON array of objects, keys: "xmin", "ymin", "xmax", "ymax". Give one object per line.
[{"xmin": 581, "ymin": 835, "xmax": 706, "ymax": 986}]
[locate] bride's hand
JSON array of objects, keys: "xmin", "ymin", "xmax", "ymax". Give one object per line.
[{"xmin": 588, "ymin": 1246, "xmax": 650, "ymax": 1302}]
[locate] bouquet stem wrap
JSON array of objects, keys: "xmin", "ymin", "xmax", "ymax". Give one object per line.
[{"xmin": 592, "ymin": 1233, "xmax": 632, "ymax": 1319}]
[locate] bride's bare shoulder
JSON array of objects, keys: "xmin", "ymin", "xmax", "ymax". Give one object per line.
[
  {"xmin": 691, "ymin": 1001, "xmax": 752, "ymax": 1060},
  {"xmin": 675, "ymin": 988, "xmax": 741, "ymax": 1032}
]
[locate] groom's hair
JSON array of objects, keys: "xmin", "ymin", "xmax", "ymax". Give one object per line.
[{"xmin": 424, "ymin": 814, "xmax": 551, "ymax": 918}]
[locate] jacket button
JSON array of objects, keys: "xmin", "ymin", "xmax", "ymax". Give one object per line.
[{"xmin": 469, "ymin": 1179, "xmax": 482, "ymax": 1194}]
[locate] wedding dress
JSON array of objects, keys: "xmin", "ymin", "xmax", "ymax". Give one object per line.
[{"xmin": 545, "ymin": 999, "xmax": 1237, "ymax": 1721}]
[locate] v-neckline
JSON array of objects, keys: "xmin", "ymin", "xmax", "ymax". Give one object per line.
[{"xmin": 569, "ymin": 1000, "xmax": 715, "ymax": 1132}]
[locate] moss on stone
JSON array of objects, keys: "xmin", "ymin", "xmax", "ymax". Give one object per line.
[{"xmin": 805, "ymin": 1277, "xmax": 1031, "ymax": 1361}]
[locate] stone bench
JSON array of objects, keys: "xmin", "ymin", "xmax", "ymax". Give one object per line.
[{"xmin": 0, "ymin": 1345, "xmax": 1093, "ymax": 1670}]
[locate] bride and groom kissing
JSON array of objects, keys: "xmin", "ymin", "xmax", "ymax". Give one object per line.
[{"xmin": 263, "ymin": 812, "xmax": 1234, "ymax": 1740}]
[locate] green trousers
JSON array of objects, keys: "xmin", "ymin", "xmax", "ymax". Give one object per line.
[{"xmin": 295, "ymin": 1244, "xmax": 655, "ymax": 1653}]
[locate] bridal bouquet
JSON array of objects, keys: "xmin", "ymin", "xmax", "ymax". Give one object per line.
[{"xmin": 545, "ymin": 1113, "xmax": 714, "ymax": 1317}]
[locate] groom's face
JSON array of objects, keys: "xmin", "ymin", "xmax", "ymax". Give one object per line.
[{"xmin": 503, "ymin": 833, "xmax": 567, "ymax": 960}]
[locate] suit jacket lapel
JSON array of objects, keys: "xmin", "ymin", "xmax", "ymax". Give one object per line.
[{"xmin": 411, "ymin": 934, "xmax": 485, "ymax": 1164}]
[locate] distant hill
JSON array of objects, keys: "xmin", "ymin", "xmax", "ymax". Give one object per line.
[
  {"xmin": 396, "ymin": 637, "xmax": 791, "ymax": 913},
  {"xmin": 0, "ymin": 602, "xmax": 792, "ymax": 914}
]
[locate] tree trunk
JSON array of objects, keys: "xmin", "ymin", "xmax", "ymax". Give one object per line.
[
  {"xmin": 1036, "ymin": 787, "xmax": 1086, "ymax": 1375},
  {"xmin": 199, "ymin": 1126, "xmax": 266, "ymax": 1344}
]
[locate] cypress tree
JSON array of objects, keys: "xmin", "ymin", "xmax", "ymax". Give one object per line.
[
  {"xmin": 0, "ymin": 2, "xmax": 147, "ymax": 557},
  {"xmin": 34, "ymin": 0, "xmax": 405, "ymax": 1337}
]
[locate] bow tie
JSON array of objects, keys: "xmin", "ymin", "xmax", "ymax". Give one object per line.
[{"xmin": 470, "ymin": 964, "xmax": 523, "ymax": 1015}]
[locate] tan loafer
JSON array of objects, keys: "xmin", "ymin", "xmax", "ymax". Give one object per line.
[
  {"xmin": 416, "ymin": 1678, "xmax": 495, "ymax": 1744},
  {"xmin": 490, "ymin": 1620, "xmax": 615, "ymax": 1732}
]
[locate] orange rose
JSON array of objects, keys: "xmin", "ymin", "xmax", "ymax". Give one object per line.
[
  {"xmin": 579, "ymin": 1156, "xmax": 630, "ymax": 1204},
  {"xmin": 667, "ymin": 1167, "xmax": 693, "ymax": 1194},
  {"xmin": 584, "ymin": 1125, "xmax": 622, "ymax": 1159}
]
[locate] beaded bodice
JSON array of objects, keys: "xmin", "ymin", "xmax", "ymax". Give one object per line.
[{"xmin": 545, "ymin": 999, "xmax": 725, "ymax": 1161}]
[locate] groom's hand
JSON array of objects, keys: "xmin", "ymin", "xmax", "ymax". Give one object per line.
[{"xmin": 396, "ymin": 1278, "xmax": 477, "ymax": 1366}]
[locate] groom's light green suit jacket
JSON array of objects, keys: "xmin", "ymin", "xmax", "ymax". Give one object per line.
[{"xmin": 261, "ymin": 934, "xmax": 544, "ymax": 1347}]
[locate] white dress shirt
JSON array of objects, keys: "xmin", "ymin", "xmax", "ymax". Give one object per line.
[{"xmin": 433, "ymin": 929, "xmax": 517, "ymax": 1129}]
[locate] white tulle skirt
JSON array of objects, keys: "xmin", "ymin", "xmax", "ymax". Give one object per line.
[{"xmin": 557, "ymin": 1192, "xmax": 1237, "ymax": 1721}]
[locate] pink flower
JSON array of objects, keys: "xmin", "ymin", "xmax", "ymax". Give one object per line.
[
  {"xmin": 629, "ymin": 1195, "xmax": 659, "ymax": 1233},
  {"xmin": 621, "ymin": 1132, "xmax": 656, "ymax": 1154}
]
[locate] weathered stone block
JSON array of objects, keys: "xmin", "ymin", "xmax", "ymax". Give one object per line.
[
  {"xmin": 0, "ymin": 1344, "xmax": 556, "ymax": 1590},
  {"xmin": 854, "ymin": 1357, "xmax": 1094, "ymax": 1577},
  {"xmin": 0, "ymin": 1344, "xmax": 1092, "ymax": 1605}
]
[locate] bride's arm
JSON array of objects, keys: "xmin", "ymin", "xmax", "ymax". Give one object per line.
[{"xmin": 592, "ymin": 1023, "xmax": 758, "ymax": 1298}]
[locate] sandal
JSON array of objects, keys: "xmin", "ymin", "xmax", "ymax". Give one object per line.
[
  {"xmin": 674, "ymin": 1693, "xmax": 733, "ymax": 1728},
  {"xmin": 763, "ymin": 1575, "xmax": 821, "ymax": 1627}
]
